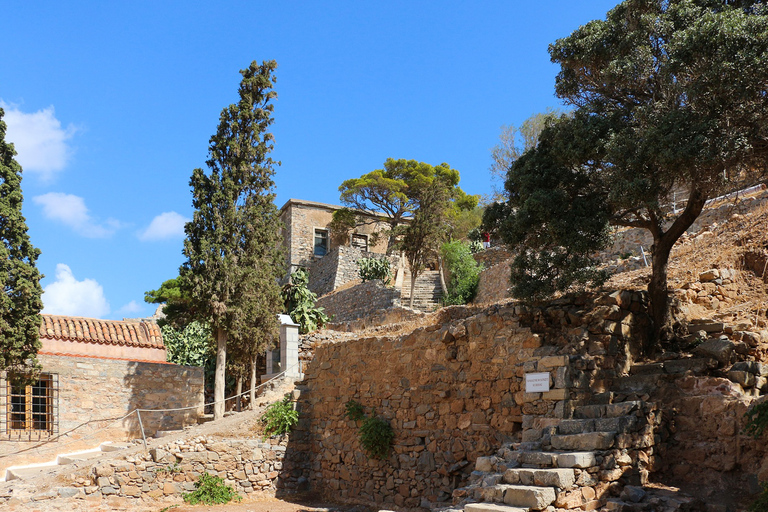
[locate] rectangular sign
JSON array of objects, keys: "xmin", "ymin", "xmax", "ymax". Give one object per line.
[{"xmin": 525, "ymin": 372, "xmax": 550, "ymax": 393}]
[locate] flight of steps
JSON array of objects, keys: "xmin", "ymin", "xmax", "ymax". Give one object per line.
[
  {"xmin": 401, "ymin": 269, "xmax": 443, "ymax": 311},
  {"xmin": 4, "ymin": 441, "xmax": 132, "ymax": 481},
  {"xmin": 451, "ymin": 399, "xmax": 663, "ymax": 512}
]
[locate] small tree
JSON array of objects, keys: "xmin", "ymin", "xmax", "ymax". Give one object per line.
[
  {"xmin": 0, "ymin": 108, "xmax": 44, "ymax": 375},
  {"xmin": 181, "ymin": 61, "xmax": 283, "ymax": 420},
  {"xmin": 340, "ymin": 159, "xmax": 477, "ymax": 252},
  {"xmin": 401, "ymin": 177, "xmax": 451, "ymax": 308},
  {"xmin": 492, "ymin": 0, "xmax": 768, "ymax": 345}
]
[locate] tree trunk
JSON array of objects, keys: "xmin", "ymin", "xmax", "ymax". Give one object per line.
[
  {"xmin": 213, "ymin": 327, "xmax": 227, "ymax": 420},
  {"xmin": 249, "ymin": 355, "xmax": 257, "ymax": 410},
  {"xmin": 235, "ymin": 376, "xmax": 243, "ymax": 412},
  {"xmin": 409, "ymin": 272, "xmax": 417, "ymax": 308},
  {"xmin": 437, "ymin": 255, "xmax": 448, "ymax": 296},
  {"xmin": 646, "ymin": 187, "xmax": 707, "ymax": 349}
]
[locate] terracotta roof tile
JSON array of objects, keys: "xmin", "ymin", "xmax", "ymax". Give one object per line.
[{"xmin": 40, "ymin": 315, "xmax": 164, "ymax": 350}]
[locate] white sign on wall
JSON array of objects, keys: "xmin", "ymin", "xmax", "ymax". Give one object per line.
[{"xmin": 525, "ymin": 372, "xmax": 551, "ymax": 393}]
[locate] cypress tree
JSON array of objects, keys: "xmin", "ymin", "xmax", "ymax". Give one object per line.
[
  {"xmin": 0, "ymin": 108, "xmax": 44, "ymax": 374},
  {"xmin": 181, "ymin": 61, "xmax": 283, "ymax": 419}
]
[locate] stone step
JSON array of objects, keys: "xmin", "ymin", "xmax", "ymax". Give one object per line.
[
  {"xmin": 550, "ymin": 431, "xmax": 616, "ymax": 451},
  {"xmin": 464, "ymin": 503, "xmax": 527, "ymax": 512},
  {"xmin": 557, "ymin": 415, "xmax": 637, "ymax": 435},
  {"xmin": 503, "ymin": 467, "xmax": 575, "ymax": 488},
  {"xmin": 510, "ymin": 450, "xmax": 598, "ymax": 469},
  {"xmin": 154, "ymin": 429, "xmax": 183, "ymax": 438},
  {"xmin": 496, "ymin": 484, "xmax": 556, "ymax": 510},
  {"xmin": 57, "ymin": 450, "xmax": 106, "ymax": 465},
  {"xmin": 100, "ymin": 441, "xmax": 132, "ymax": 452},
  {"xmin": 5, "ymin": 464, "xmax": 58, "ymax": 481},
  {"xmin": 572, "ymin": 401, "xmax": 643, "ymax": 419}
]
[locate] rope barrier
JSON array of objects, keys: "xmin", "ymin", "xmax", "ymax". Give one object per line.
[{"xmin": 0, "ymin": 362, "xmax": 303, "ymax": 465}]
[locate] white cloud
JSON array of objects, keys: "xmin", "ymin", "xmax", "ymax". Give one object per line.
[
  {"xmin": 33, "ymin": 192, "xmax": 121, "ymax": 238},
  {"xmin": 116, "ymin": 300, "xmax": 143, "ymax": 317},
  {"xmin": 139, "ymin": 211, "xmax": 188, "ymax": 241},
  {"xmin": 42, "ymin": 264, "xmax": 110, "ymax": 318},
  {"xmin": 0, "ymin": 101, "xmax": 76, "ymax": 180}
]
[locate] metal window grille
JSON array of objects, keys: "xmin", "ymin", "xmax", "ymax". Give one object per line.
[{"xmin": 1, "ymin": 373, "xmax": 59, "ymax": 441}]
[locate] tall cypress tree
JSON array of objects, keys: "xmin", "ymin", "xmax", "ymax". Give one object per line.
[
  {"xmin": 0, "ymin": 108, "xmax": 44, "ymax": 374},
  {"xmin": 181, "ymin": 61, "xmax": 283, "ymax": 419}
]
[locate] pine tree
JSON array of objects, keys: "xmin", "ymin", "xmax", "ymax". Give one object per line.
[
  {"xmin": 181, "ymin": 61, "xmax": 283, "ymax": 419},
  {"xmin": 0, "ymin": 108, "xmax": 44, "ymax": 374}
]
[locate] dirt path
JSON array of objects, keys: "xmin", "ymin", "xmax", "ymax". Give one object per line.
[{"xmin": 164, "ymin": 495, "xmax": 366, "ymax": 512}]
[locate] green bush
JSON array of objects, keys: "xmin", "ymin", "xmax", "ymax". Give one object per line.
[
  {"xmin": 261, "ymin": 394, "xmax": 299, "ymax": 437},
  {"xmin": 749, "ymin": 482, "xmax": 768, "ymax": 512},
  {"xmin": 345, "ymin": 399, "xmax": 366, "ymax": 421},
  {"xmin": 282, "ymin": 268, "xmax": 329, "ymax": 333},
  {"xmin": 744, "ymin": 400, "xmax": 768, "ymax": 439},
  {"xmin": 359, "ymin": 416, "xmax": 395, "ymax": 460},
  {"xmin": 468, "ymin": 240, "xmax": 484, "ymax": 254},
  {"xmin": 183, "ymin": 472, "xmax": 241, "ymax": 505},
  {"xmin": 440, "ymin": 240, "xmax": 484, "ymax": 305},
  {"xmin": 357, "ymin": 257, "xmax": 392, "ymax": 285}
]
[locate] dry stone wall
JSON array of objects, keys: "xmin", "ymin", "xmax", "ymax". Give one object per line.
[
  {"xmin": 309, "ymin": 245, "xmax": 399, "ymax": 298},
  {"xmin": 316, "ymin": 280, "xmax": 402, "ymax": 323}
]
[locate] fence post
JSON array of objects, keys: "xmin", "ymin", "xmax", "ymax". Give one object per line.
[{"xmin": 136, "ymin": 410, "xmax": 148, "ymax": 451}]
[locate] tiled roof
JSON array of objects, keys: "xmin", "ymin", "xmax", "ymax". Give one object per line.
[{"xmin": 39, "ymin": 315, "xmax": 164, "ymax": 350}]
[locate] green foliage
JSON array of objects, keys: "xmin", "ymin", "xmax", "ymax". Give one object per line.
[
  {"xmin": 156, "ymin": 462, "xmax": 181, "ymax": 474},
  {"xmin": 401, "ymin": 177, "xmax": 451, "ymax": 308},
  {"xmin": 282, "ymin": 268, "xmax": 329, "ymax": 334},
  {"xmin": 493, "ymin": 1, "xmax": 768, "ymax": 340},
  {"xmin": 180, "ymin": 60, "xmax": 284, "ymax": 417},
  {"xmin": 357, "ymin": 257, "xmax": 392, "ymax": 285},
  {"xmin": 329, "ymin": 207, "xmax": 358, "ymax": 245},
  {"xmin": 344, "ymin": 399, "xmax": 366, "ymax": 422},
  {"xmin": 261, "ymin": 394, "xmax": 299, "ymax": 437},
  {"xmin": 748, "ymin": 482, "xmax": 768, "ymax": 512},
  {"xmin": 744, "ymin": 401, "xmax": 768, "ymax": 439},
  {"xmin": 339, "ymin": 158, "xmax": 478, "ymax": 252},
  {"xmin": 183, "ymin": 472, "xmax": 241, "ymax": 505},
  {"xmin": 468, "ymin": 240, "xmax": 484, "ymax": 254},
  {"xmin": 344, "ymin": 400, "xmax": 394, "ymax": 460},
  {"xmin": 144, "ymin": 277, "xmax": 196, "ymax": 329},
  {"xmin": 162, "ymin": 321, "xmax": 212, "ymax": 367},
  {"xmin": 440, "ymin": 241, "xmax": 483, "ymax": 305},
  {"xmin": 0, "ymin": 108, "xmax": 43, "ymax": 374},
  {"xmin": 359, "ymin": 416, "xmax": 395, "ymax": 460}
]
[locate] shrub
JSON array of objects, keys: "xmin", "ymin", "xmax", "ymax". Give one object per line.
[
  {"xmin": 282, "ymin": 268, "xmax": 329, "ymax": 333},
  {"xmin": 345, "ymin": 399, "xmax": 366, "ymax": 421},
  {"xmin": 357, "ymin": 257, "xmax": 392, "ymax": 285},
  {"xmin": 749, "ymin": 482, "xmax": 768, "ymax": 512},
  {"xmin": 359, "ymin": 416, "xmax": 395, "ymax": 460},
  {"xmin": 183, "ymin": 472, "xmax": 241, "ymax": 505},
  {"xmin": 440, "ymin": 240, "xmax": 483, "ymax": 305},
  {"xmin": 744, "ymin": 400, "xmax": 768, "ymax": 439},
  {"xmin": 261, "ymin": 394, "xmax": 299, "ymax": 437},
  {"xmin": 468, "ymin": 240, "xmax": 484, "ymax": 254}
]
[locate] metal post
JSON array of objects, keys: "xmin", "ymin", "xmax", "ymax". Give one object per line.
[
  {"xmin": 640, "ymin": 245, "xmax": 649, "ymax": 267},
  {"xmin": 136, "ymin": 410, "xmax": 148, "ymax": 451}
]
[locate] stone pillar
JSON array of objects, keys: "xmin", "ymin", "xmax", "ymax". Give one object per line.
[{"xmin": 264, "ymin": 314, "xmax": 302, "ymax": 381}]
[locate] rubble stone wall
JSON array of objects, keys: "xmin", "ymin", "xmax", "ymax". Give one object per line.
[
  {"xmin": 309, "ymin": 246, "xmax": 399, "ymax": 298},
  {"xmin": 316, "ymin": 280, "xmax": 402, "ymax": 323},
  {"xmin": 0, "ymin": 355, "xmax": 204, "ymax": 475},
  {"xmin": 473, "ymin": 260, "xmax": 512, "ymax": 305}
]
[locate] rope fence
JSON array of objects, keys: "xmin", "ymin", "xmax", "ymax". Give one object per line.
[{"xmin": 1, "ymin": 363, "xmax": 302, "ymax": 463}]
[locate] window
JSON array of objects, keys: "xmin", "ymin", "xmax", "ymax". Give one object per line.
[
  {"xmin": 314, "ymin": 229, "xmax": 329, "ymax": 257},
  {"xmin": 2, "ymin": 373, "xmax": 58, "ymax": 439},
  {"xmin": 351, "ymin": 233, "xmax": 368, "ymax": 251}
]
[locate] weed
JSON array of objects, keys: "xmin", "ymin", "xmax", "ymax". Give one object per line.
[
  {"xmin": 345, "ymin": 399, "xmax": 366, "ymax": 422},
  {"xmin": 262, "ymin": 393, "xmax": 299, "ymax": 437},
  {"xmin": 744, "ymin": 400, "xmax": 768, "ymax": 439},
  {"xmin": 359, "ymin": 416, "xmax": 394, "ymax": 460},
  {"xmin": 183, "ymin": 472, "xmax": 241, "ymax": 505},
  {"xmin": 156, "ymin": 462, "xmax": 181, "ymax": 474}
]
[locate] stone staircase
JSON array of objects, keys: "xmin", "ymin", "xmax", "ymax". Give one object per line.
[
  {"xmin": 451, "ymin": 399, "xmax": 662, "ymax": 511},
  {"xmin": 4, "ymin": 441, "xmax": 133, "ymax": 481},
  {"xmin": 400, "ymin": 269, "xmax": 443, "ymax": 311}
]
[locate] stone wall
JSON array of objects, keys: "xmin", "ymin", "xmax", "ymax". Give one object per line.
[
  {"xmin": 309, "ymin": 246, "xmax": 399, "ymax": 298},
  {"xmin": 316, "ymin": 280, "xmax": 402, "ymax": 323},
  {"xmin": 472, "ymin": 247, "xmax": 512, "ymax": 269},
  {"xmin": 0, "ymin": 354, "xmax": 204, "ymax": 475},
  {"xmin": 289, "ymin": 305, "xmax": 538, "ymax": 509},
  {"xmin": 473, "ymin": 260, "xmax": 512, "ymax": 305}
]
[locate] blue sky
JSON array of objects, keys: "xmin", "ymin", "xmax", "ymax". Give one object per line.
[{"xmin": 1, "ymin": 1, "xmax": 618, "ymax": 320}]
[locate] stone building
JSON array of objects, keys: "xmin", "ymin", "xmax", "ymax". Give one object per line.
[
  {"xmin": 0, "ymin": 315, "xmax": 203, "ymax": 475},
  {"xmin": 279, "ymin": 198, "xmax": 391, "ymax": 276}
]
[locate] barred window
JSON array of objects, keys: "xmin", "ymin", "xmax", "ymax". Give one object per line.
[{"xmin": 1, "ymin": 373, "xmax": 58, "ymax": 440}]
